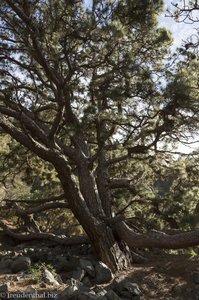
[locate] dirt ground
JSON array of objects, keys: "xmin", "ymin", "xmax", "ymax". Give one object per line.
[
  {"xmin": 1, "ymin": 251, "xmax": 199, "ymax": 299},
  {"xmin": 123, "ymin": 252, "xmax": 199, "ymax": 300}
]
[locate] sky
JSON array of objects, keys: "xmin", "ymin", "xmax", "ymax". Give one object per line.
[
  {"xmin": 84, "ymin": 0, "xmax": 198, "ymax": 154},
  {"xmin": 159, "ymin": 1, "xmax": 199, "ymax": 154},
  {"xmin": 159, "ymin": 0, "xmax": 198, "ymax": 48}
]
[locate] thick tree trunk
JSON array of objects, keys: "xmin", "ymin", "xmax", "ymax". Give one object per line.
[
  {"xmin": 55, "ymin": 157, "xmax": 132, "ymax": 272},
  {"xmin": 85, "ymin": 222, "xmax": 132, "ymax": 272}
]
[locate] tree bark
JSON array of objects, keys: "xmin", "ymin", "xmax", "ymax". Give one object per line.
[
  {"xmin": 55, "ymin": 157, "xmax": 132, "ymax": 272},
  {"xmin": 0, "ymin": 221, "xmax": 89, "ymax": 245},
  {"xmin": 115, "ymin": 221, "xmax": 199, "ymax": 249}
]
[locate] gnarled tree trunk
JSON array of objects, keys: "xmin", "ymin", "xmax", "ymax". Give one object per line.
[{"xmin": 55, "ymin": 156, "xmax": 132, "ymax": 272}]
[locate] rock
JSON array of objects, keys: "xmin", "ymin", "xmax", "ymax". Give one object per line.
[
  {"xmin": 42, "ymin": 269, "xmax": 59, "ymax": 286},
  {"xmin": 56, "ymin": 286, "xmax": 78, "ymax": 299},
  {"xmin": 0, "ymin": 283, "xmax": 10, "ymax": 293},
  {"xmin": 66, "ymin": 278, "xmax": 85, "ymax": 290},
  {"xmin": 0, "ymin": 283, "xmax": 10, "ymax": 299},
  {"xmin": 172, "ymin": 286, "xmax": 182, "ymax": 297},
  {"xmin": 80, "ymin": 259, "xmax": 95, "ymax": 277},
  {"xmin": 40, "ymin": 282, "xmax": 47, "ymax": 288},
  {"xmin": 113, "ymin": 276, "xmax": 125, "ymax": 286},
  {"xmin": 26, "ymin": 286, "xmax": 37, "ymax": 293},
  {"xmin": 72, "ymin": 267, "xmax": 86, "ymax": 281},
  {"xmin": 77, "ymin": 292, "xmax": 98, "ymax": 300},
  {"xmin": 120, "ymin": 290, "xmax": 133, "ymax": 298},
  {"xmin": 13, "ymin": 276, "xmax": 21, "ymax": 282},
  {"xmin": 56, "ymin": 274, "xmax": 63, "ymax": 285},
  {"xmin": 115, "ymin": 278, "xmax": 141, "ymax": 297},
  {"xmin": 94, "ymin": 262, "xmax": 113, "ymax": 284},
  {"xmin": 11, "ymin": 256, "xmax": 31, "ymax": 273},
  {"xmin": 82, "ymin": 276, "xmax": 92, "ymax": 287},
  {"xmin": 55, "ymin": 256, "xmax": 79, "ymax": 272},
  {"xmin": 105, "ymin": 289, "xmax": 122, "ymax": 300},
  {"xmin": 193, "ymin": 272, "xmax": 199, "ymax": 284},
  {"xmin": 95, "ymin": 288, "xmax": 107, "ymax": 297},
  {"xmin": 0, "ymin": 259, "xmax": 12, "ymax": 269},
  {"xmin": 149, "ymin": 291, "xmax": 157, "ymax": 297},
  {"xmin": 195, "ymin": 290, "xmax": 199, "ymax": 300},
  {"xmin": 0, "ymin": 269, "xmax": 12, "ymax": 274},
  {"xmin": 57, "ymin": 279, "xmax": 82, "ymax": 300}
]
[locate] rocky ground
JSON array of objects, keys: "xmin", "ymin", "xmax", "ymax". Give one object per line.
[{"xmin": 0, "ymin": 237, "xmax": 199, "ymax": 300}]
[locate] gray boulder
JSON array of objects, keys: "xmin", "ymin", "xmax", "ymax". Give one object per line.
[
  {"xmin": 0, "ymin": 268, "xmax": 12, "ymax": 274},
  {"xmin": 11, "ymin": 256, "xmax": 31, "ymax": 273},
  {"xmin": 55, "ymin": 256, "xmax": 79, "ymax": 272},
  {"xmin": 114, "ymin": 278, "xmax": 142, "ymax": 298},
  {"xmin": 57, "ymin": 278, "xmax": 85, "ymax": 300},
  {"xmin": 105, "ymin": 289, "xmax": 122, "ymax": 300},
  {"xmin": 0, "ymin": 259, "xmax": 12, "ymax": 269},
  {"xmin": 77, "ymin": 292, "xmax": 98, "ymax": 300},
  {"xmin": 95, "ymin": 288, "xmax": 107, "ymax": 297},
  {"xmin": 82, "ymin": 276, "xmax": 92, "ymax": 287},
  {"xmin": 56, "ymin": 274, "xmax": 63, "ymax": 285},
  {"xmin": 0, "ymin": 283, "xmax": 10, "ymax": 299},
  {"xmin": 72, "ymin": 267, "xmax": 86, "ymax": 281},
  {"xmin": 42, "ymin": 269, "xmax": 60, "ymax": 286},
  {"xmin": 80, "ymin": 259, "xmax": 95, "ymax": 277},
  {"xmin": 94, "ymin": 262, "xmax": 113, "ymax": 284},
  {"xmin": 122, "ymin": 281, "xmax": 141, "ymax": 296}
]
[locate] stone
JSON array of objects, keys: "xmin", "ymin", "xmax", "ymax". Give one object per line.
[
  {"xmin": 77, "ymin": 292, "xmax": 98, "ymax": 300},
  {"xmin": 0, "ymin": 283, "xmax": 10, "ymax": 299},
  {"xmin": 57, "ymin": 279, "xmax": 82, "ymax": 300},
  {"xmin": 66, "ymin": 278, "xmax": 85, "ymax": 290},
  {"xmin": 193, "ymin": 272, "xmax": 199, "ymax": 284},
  {"xmin": 11, "ymin": 256, "xmax": 31, "ymax": 273},
  {"xmin": 72, "ymin": 267, "xmax": 86, "ymax": 281},
  {"xmin": 80, "ymin": 259, "xmax": 95, "ymax": 277},
  {"xmin": 112, "ymin": 275, "xmax": 126, "ymax": 287},
  {"xmin": 42, "ymin": 269, "xmax": 60, "ymax": 286},
  {"xmin": 82, "ymin": 276, "xmax": 92, "ymax": 287},
  {"xmin": 105, "ymin": 289, "xmax": 122, "ymax": 300},
  {"xmin": 40, "ymin": 282, "xmax": 47, "ymax": 288},
  {"xmin": 120, "ymin": 290, "xmax": 133, "ymax": 298},
  {"xmin": 0, "ymin": 259, "xmax": 12, "ymax": 269},
  {"xmin": 115, "ymin": 279, "xmax": 142, "ymax": 297},
  {"xmin": 56, "ymin": 274, "xmax": 63, "ymax": 285},
  {"xmin": 0, "ymin": 269, "xmax": 12, "ymax": 274},
  {"xmin": 195, "ymin": 290, "xmax": 199, "ymax": 300},
  {"xmin": 55, "ymin": 256, "xmax": 79, "ymax": 272},
  {"xmin": 94, "ymin": 262, "xmax": 113, "ymax": 284},
  {"xmin": 172, "ymin": 286, "xmax": 182, "ymax": 297},
  {"xmin": 0, "ymin": 283, "xmax": 10, "ymax": 293},
  {"xmin": 95, "ymin": 288, "xmax": 107, "ymax": 297}
]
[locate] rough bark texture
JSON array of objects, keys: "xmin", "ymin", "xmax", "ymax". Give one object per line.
[
  {"xmin": 115, "ymin": 221, "xmax": 199, "ymax": 249},
  {"xmin": 0, "ymin": 221, "xmax": 89, "ymax": 245}
]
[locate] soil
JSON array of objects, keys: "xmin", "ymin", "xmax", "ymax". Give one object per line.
[{"xmin": 123, "ymin": 251, "xmax": 199, "ymax": 299}]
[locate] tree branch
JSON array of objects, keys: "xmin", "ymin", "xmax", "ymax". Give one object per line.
[
  {"xmin": 115, "ymin": 221, "xmax": 199, "ymax": 249},
  {"xmin": 0, "ymin": 220, "xmax": 89, "ymax": 245}
]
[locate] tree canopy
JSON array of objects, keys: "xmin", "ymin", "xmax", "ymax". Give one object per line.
[{"xmin": 0, "ymin": 0, "xmax": 199, "ymax": 272}]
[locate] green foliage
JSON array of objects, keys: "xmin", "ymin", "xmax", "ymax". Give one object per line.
[
  {"xmin": 0, "ymin": 0, "xmax": 198, "ymax": 246},
  {"xmin": 29, "ymin": 263, "xmax": 57, "ymax": 285}
]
